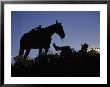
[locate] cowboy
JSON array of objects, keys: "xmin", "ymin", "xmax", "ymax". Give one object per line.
[{"xmin": 37, "ymin": 25, "xmax": 42, "ymax": 30}]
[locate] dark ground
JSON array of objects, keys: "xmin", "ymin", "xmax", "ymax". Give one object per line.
[{"xmin": 11, "ymin": 50, "xmax": 100, "ymax": 77}]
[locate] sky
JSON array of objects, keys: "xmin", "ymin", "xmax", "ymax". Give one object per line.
[{"xmin": 11, "ymin": 11, "xmax": 100, "ymax": 58}]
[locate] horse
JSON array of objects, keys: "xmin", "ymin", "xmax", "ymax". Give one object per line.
[
  {"xmin": 53, "ymin": 43, "xmax": 72, "ymax": 57},
  {"xmin": 19, "ymin": 20, "xmax": 65, "ymax": 59}
]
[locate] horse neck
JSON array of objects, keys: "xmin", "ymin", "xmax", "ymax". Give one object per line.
[
  {"xmin": 46, "ymin": 25, "xmax": 57, "ymax": 37},
  {"xmin": 53, "ymin": 44, "xmax": 62, "ymax": 50}
]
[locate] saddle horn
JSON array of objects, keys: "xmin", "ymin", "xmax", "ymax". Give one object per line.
[{"xmin": 56, "ymin": 20, "xmax": 58, "ymax": 24}]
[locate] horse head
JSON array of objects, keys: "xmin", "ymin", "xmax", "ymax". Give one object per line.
[{"xmin": 55, "ymin": 20, "xmax": 65, "ymax": 39}]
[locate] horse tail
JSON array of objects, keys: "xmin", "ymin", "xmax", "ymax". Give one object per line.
[{"xmin": 19, "ymin": 39, "xmax": 24, "ymax": 56}]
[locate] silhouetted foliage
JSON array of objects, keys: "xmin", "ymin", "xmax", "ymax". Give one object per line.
[{"xmin": 12, "ymin": 43, "xmax": 100, "ymax": 77}]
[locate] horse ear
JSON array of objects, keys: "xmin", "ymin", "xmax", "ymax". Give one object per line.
[{"xmin": 56, "ymin": 20, "xmax": 58, "ymax": 24}]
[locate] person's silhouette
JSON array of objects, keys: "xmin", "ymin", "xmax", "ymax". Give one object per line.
[
  {"xmin": 78, "ymin": 43, "xmax": 89, "ymax": 55},
  {"xmin": 37, "ymin": 25, "xmax": 42, "ymax": 30}
]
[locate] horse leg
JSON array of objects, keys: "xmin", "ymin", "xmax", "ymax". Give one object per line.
[
  {"xmin": 39, "ymin": 48, "xmax": 42, "ymax": 56},
  {"xmin": 45, "ymin": 47, "xmax": 49, "ymax": 56},
  {"xmin": 24, "ymin": 49, "xmax": 31, "ymax": 59},
  {"xmin": 19, "ymin": 47, "xmax": 24, "ymax": 56}
]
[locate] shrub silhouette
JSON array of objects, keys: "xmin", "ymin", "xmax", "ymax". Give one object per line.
[{"xmin": 12, "ymin": 43, "xmax": 100, "ymax": 77}]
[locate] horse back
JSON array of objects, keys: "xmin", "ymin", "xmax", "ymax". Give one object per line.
[{"xmin": 20, "ymin": 29, "xmax": 51, "ymax": 49}]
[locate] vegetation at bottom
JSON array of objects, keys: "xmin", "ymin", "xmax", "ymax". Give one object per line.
[{"xmin": 11, "ymin": 44, "xmax": 100, "ymax": 77}]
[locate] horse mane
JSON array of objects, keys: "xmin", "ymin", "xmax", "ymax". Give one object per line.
[{"xmin": 46, "ymin": 23, "xmax": 58, "ymax": 29}]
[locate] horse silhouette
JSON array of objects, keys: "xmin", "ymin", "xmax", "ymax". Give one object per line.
[
  {"xmin": 19, "ymin": 20, "xmax": 65, "ymax": 58},
  {"xmin": 53, "ymin": 43, "xmax": 72, "ymax": 57}
]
